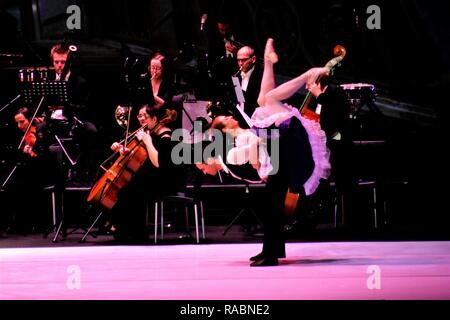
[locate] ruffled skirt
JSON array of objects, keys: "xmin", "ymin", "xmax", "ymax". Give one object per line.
[{"xmin": 252, "ymin": 105, "xmax": 331, "ymax": 195}]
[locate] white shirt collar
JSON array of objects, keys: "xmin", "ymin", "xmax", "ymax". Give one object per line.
[
  {"xmin": 241, "ymin": 65, "xmax": 255, "ymax": 79},
  {"xmin": 55, "ymin": 71, "xmax": 71, "ymax": 81}
]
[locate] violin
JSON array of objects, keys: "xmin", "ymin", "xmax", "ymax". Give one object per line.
[
  {"xmin": 17, "ymin": 96, "xmax": 46, "ymax": 158},
  {"xmin": 22, "ymin": 126, "xmax": 38, "ymax": 158},
  {"xmin": 87, "ymin": 109, "xmax": 177, "ymax": 210},
  {"xmin": 299, "ymin": 45, "xmax": 347, "ymax": 122}
]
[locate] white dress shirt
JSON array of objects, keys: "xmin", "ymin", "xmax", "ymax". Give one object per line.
[
  {"xmin": 51, "ymin": 71, "xmax": 71, "ymax": 120},
  {"xmin": 240, "ymin": 66, "xmax": 255, "ymax": 92}
]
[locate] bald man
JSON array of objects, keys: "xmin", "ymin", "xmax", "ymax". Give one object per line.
[{"xmin": 236, "ymin": 46, "xmax": 263, "ymax": 118}]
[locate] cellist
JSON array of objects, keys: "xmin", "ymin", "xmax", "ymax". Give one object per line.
[
  {"xmin": 107, "ymin": 104, "xmax": 187, "ymax": 242},
  {"xmin": 306, "ymin": 74, "xmax": 355, "ymax": 227}
]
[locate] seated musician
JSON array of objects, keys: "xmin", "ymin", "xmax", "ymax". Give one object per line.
[
  {"xmin": 106, "ymin": 104, "xmax": 187, "ymax": 242},
  {"xmin": 147, "ymin": 51, "xmax": 175, "ymax": 111},
  {"xmin": 14, "ymin": 107, "xmax": 43, "ymax": 158},
  {"xmin": 2, "ymin": 108, "xmax": 49, "ymax": 234},
  {"xmin": 38, "ymin": 43, "xmax": 97, "ymax": 182},
  {"xmin": 196, "ymin": 39, "xmax": 331, "ymax": 266},
  {"xmin": 307, "ymin": 77, "xmax": 355, "ymax": 226}
]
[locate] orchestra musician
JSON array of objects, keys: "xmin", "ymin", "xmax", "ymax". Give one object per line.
[
  {"xmin": 106, "ymin": 104, "xmax": 187, "ymax": 242},
  {"xmin": 235, "ymin": 45, "xmax": 263, "ymax": 120},
  {"xmin": 148, "ymin": 52, "xmax": 175, "ymax": 111},
  {"xmin": 14, "ymin": 107, "xmax": 42, "ymax": 158},
  {"xmin": 206, "ymin": 15, "xmax": 241, "ymax": 83},
  {"xmin": 44, "ymin": 43, "xmax": 89, "ymax": 127},
  {"xmin": 1, "ymin": 108, "xmax": 49, "ymax": 234},
  {"xmin": 196, "ymin": 39, "xmax": 331, "ymax": 266},
  {"xmin": 306, "ymin": 78, "xmax": 355, "ymax": 227},
  {"xmin": 38, "ymin": 43, "xmax": 98, "ymax": 182}
]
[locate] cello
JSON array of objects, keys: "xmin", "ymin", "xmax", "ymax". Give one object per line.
[
  {"xmin": 298, "ymin": 45, "xmax": 347, "ymax": 122},
  {"xmin": 283, "ymin": 45, "xmax": 346, "ymax": 217},
  {"xmin": 87, "ymin": 109, "xmax": 177, "ymax": 210}
]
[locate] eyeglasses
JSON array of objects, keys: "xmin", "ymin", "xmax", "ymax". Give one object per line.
[
  {"xmin": 237, "ymin": 56, "xmax": 253, "ymax": 63},
  {"xmin": 150, "ymin": 66, "xmax": 162, "ymax": 71},
  {"xmin": 137, "ymin": 114, "xmax": 148, "ymax": 119}
]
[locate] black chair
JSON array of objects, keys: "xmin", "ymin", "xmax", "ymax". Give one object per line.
[{"xmin": 152, "ymin": 192, "xmax": 205, "ymax": 244}]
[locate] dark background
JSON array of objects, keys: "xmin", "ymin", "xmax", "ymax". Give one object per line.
[{"xmin": 1, "ymin": 0, "xmax": 448, "ymax": 238}]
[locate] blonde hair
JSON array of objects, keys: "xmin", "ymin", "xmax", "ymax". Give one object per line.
[{"xmin": 50, "ymin": 44, "xmax": 70, "ymax": 60}]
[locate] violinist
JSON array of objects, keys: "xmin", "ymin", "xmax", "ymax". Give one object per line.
[
  {"xmin": 2, "ymin": 108, "xmax": 48, "ymax": 234},
  {"xmin": 107, "ymin": 104, "xmax": 187, "ymax": 242},
  {"xmin": 14, "ymin": 107, "xmax": 41, "ymax": 158}
]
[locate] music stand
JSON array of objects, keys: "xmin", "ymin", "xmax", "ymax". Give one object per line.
[
  {"xmin": 22, "ymin": 81, "xmax": 72, "ymax": 242},
  {"xmin": 230, "ymin": 76, "xmax": 254, "ymax": 129},
  {"xmin": 21, "ymin": 81, "xmax": 69, "ymax": 105},
  {"xmin": 21, "ymin": 81, "xmax": 72, "ymax": 159},
  {"xmin": 222, "ymin": 183, "xmax": 263, "ymax": 236},
  {"xmin": 231, "ymin": 76, "xmax": 245, "ymax": 106},
  {"xmin": 182, "ymin": 99, "xmax": 211, "ymax": 144}
]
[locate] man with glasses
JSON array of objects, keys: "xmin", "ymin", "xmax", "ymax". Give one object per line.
[{"xmin": 236, "ymin": 46, "xmax": 263, "ymax": 119}]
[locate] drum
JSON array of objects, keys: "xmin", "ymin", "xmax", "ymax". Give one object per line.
[{"xmin": 340, "ymin": 83, "xmax": 376, "ymax": 115}]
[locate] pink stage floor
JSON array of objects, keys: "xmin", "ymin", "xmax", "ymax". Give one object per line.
[{"xmin": 1, "ymin": 241, "xmax": 449, "ymax": 300}]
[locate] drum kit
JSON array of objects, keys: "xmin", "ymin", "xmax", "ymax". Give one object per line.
[{"xmin": 340, "ymin": 83, "xmax": 377, "ymax": 118}]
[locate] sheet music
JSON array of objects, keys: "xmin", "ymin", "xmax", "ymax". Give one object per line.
[
  {"xmin": 235, "ymin": 103, "xmax": 254, "ymax": 128},
  {"xmin": 182, "ymin": 100, "xmax": 211, "ymax": 143},
  {"xmin": 21, "ymin": 81, "xmax": 69, "ymax": 105},
  {"xmin": 231, "ymin": 76, "xmax": 245, "ymax": 105}
]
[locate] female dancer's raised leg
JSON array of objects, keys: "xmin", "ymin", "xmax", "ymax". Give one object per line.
[{"xmin": 257, "ymin": 38, "xmax": 278, "ymax": 108}]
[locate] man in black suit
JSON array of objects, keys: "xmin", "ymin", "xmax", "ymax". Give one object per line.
[
  {"xmin": 206, "ymin": 15, "xmax": 239, "ymax": 84},
  {"xmin": 236, "ymin": 45, "xmax": 262, "ymax": 119},
  {"xmin": 46, "ymin": 43, "xmax": 90, "ymax": 123},
  {"xmin": 39, "ymin": 43, "xmax": 97, "ymax": 183},
  {"xmin": 307, "ymin": 79, "xmax": 355, "ymax": 227}
]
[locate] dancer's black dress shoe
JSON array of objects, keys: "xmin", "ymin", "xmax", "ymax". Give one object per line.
[
  {"xmin": 250, "ymin": 257, "xmax": 279, "ymax": 267},
  {"xmin": 249, "ymin": 252, "xmax": 286, "ymax": 261},
  {"xmin": 250, "ymin": 252, "xmax": 265, "ymax": 261}
]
